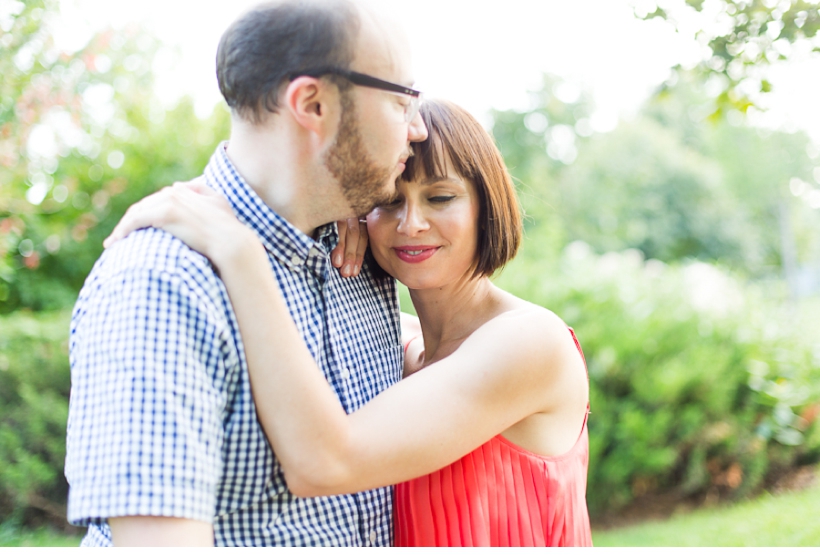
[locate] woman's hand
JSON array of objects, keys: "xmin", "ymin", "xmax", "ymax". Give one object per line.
[
  {"xmin": 103, "ymin": 177, "xmax": 259, "ymax": 271},
  {"xmin": 331, "ymin": 218, "xmax": 368, "ymax": 278}
]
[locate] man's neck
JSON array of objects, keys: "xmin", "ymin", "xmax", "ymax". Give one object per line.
[{"xmin": 225, "ymin": 121, "xmax": 333, "ymax": 238}]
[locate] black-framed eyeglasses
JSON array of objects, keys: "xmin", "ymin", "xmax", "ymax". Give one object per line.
[{"xmin": 292, "ymin": 67, "xmax": 423, "ymax": 123}]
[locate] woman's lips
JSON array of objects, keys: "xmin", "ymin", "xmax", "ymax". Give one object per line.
[{"xmin": 393, "ymin": 245, "xmax": 439, "ymax": 263}]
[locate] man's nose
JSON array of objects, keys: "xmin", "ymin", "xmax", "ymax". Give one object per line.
[
  {"xmin": 408, "ymin": 110, "xmax": 428, "ymax": 143},
  {"xmin": 396, "ymin": 202, "xmax": 429, "ymax": 236}
]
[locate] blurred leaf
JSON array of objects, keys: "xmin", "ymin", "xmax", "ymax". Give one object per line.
[{"xmin": 636, "ymin": 0, "xmax": 820, "ymax": 117}]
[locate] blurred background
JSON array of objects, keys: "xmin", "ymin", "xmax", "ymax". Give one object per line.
[{"xmin": 1, "ymin": 0, "xmax": 819, "ymax": 546}]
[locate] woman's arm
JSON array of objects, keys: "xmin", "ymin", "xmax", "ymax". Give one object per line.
[
  {"xmin": 105, "ymin": 184, "xmax": 586, "ymax": 497},
  {"xmin": 218, "ymin": 239, "xmax": 583, "ymax": 496}
]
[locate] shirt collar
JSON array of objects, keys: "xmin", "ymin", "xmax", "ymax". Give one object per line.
[{"xmin": 203, "ymin": 142, "xmax": 339, "ymax": 274}]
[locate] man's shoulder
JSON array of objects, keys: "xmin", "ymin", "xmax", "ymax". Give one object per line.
[
  {"xmin": 87, "ymin": 228, "xmax": 222, "ymax": 290},
  {"xmin": 74, "ymin": 228, "xmax": 228, "ymax": 321},
  {"xmin": 98, "ymin": 227, "xmax": 211, "ymax": 274}
]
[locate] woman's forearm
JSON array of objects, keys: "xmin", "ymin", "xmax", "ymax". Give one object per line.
[
  {"xmin": 208, "ymin": 242, "xmax": 563, "ymax": 498},
  {"xmin": 214, "ymin": 241, "xmax": 358, "ymax": 496}
]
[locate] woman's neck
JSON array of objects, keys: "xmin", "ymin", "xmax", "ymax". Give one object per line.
[{"xmin": 408, "ymin": 276, "xmax": 501, "ymax": 366}]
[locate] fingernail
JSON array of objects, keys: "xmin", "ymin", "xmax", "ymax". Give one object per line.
[
  {"xmin": 353, "ymin": 265, "xmax": 359, "ymax": 275},
  {"xmin": 334, "ymin": 253, "xmax": 342, "ymax": 266},
  {"xmin": 343, "ymin": 264, "xmax": 351, "ymax": 275}
]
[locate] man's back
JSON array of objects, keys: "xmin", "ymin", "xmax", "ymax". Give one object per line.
[{"xmin": 66, "ymin": 146, "xmax": 403, "ymax": 545}]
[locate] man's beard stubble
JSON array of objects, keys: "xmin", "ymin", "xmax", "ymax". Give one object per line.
[{"xmin": 323, "ymin": 92, "xmax": 397, "ymax": 217}]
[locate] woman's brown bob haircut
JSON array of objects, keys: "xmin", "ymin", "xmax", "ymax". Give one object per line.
[{"xmin": 402, "ymin": 99, "xmax": 523, "ymax": 278}]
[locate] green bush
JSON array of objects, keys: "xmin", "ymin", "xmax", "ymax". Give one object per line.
[
  {"xmin": 0, "ymin": 309, "xmax": 71, "ymax": 528},
  {"xmin": 496, "ymin": 241, "xmax": 820, "ymax": 516},
  {"xmin": 0, "ymin": 0, "xmax": 230, "ymax": 314}
]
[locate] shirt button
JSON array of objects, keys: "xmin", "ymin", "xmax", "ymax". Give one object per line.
[
  {"xmin": 369, "ymin": 531, "xmax": 377, "ymax": 544},
  {"xmin": 290, "ymin": 253, "xmax": 302, "ymax": 266},
  {"xmin": 340, "ymin": 368, "xmax": 350, "ymax": 380}
]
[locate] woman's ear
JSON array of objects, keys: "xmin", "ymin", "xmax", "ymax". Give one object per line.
[{"xmin": 284, "ymin": 76, "xmax": 339, "ymax": 137}]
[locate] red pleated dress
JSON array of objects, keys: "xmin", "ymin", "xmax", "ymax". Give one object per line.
[{"xmin": 394, "ymin": 329, "xmax": 592, "ymax": 547}]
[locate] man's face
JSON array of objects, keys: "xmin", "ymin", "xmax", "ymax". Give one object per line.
[
  {"xmin": 323, "ymin": 90, "xmax": 397, "ymax": 216},
  {"xmin": 323, "ymin": 10, "xmax": 427, "ymax": 217}
]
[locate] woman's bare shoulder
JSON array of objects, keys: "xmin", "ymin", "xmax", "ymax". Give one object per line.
[
  {"xmin": 462, "ymin": 296, "xmax": 582, "ymax": 383},
  {"xmin": 482, "ymin": 296, "xmax": 573, "ymax": 348},
  {"xmin": 475, "ymin": 299, "xmax": 587, "ymax": 415}
]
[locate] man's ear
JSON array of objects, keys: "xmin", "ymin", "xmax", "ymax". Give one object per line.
[{"xmin": 284, "ymin": 76, "xmax": 338, "ymax": 137}]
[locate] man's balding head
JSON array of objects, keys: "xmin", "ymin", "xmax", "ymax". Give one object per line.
[{"xmin": 216, "ymin": 0, "xmax": 361, "ymax": 124}]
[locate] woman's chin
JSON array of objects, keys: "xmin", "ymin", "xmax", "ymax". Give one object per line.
[{"xmin": 395, "ymin": 274, "xmax": 441, "ymax": 292}]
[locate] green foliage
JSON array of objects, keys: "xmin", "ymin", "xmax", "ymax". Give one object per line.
[
  {"xmin": 638, "ymin": 0, "xmax": 820, "ymax": 117},
  {"xmin": 558, "ymin": 117, "xmax": 741, "ymax": 263},
  {"xmin": 496, "ymin": 243, "xmax": 820, "ymax": 516},
  {"xmin": 0, "ymin": 526, "xmax": 81, "ymax": 547},
  {"xmin": 0, "ymin": 0, "xmax": 230, "ymax": 313},
  {"xmin": 0, "ymin": 310, "xmax": 72, "ymax": 527},
  {"xmin": 491, "ymin": 73, "xmax": 820, "ymax": 279}
]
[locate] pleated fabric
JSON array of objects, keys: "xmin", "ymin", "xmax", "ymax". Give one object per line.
[{"xmin": 394, "ymin": 329, "xmax": 592, "ymax": 547}]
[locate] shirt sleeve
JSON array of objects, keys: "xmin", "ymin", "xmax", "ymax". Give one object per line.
[{"xmin": 66, "ymin": 260, "xmax": 230, "ymax": 526}]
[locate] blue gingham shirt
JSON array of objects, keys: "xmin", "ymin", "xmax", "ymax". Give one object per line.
[{"xmin": 65, "ymin": 143, "xmax": 403, "ymax": 546}]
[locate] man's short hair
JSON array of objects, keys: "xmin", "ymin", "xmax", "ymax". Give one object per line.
[
  {"xmin": 216, "ymin": 0, "xmax": 360, "ymax": 123},
  {"xmin": 403, "ymin": 99, "xmax": 523, "ymax": 278}
]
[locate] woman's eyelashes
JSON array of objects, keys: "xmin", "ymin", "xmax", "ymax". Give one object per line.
[
  {"xmin": 377, "ymin": 195, "xmax": 403, "ymax": 210},
  {"xmin": 379, "ymin": 191, "xmax": 459, "ymax": 211},
  {"xmin": 377, "ymin": 193, "xmax": 456, "ymax": 210}
]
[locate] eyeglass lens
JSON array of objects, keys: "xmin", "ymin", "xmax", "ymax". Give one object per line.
[{"xmin": 405, "ymin": 95, "xmax": 422, "ymax": 123}]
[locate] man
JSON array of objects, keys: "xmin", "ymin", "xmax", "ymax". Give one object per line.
[{"xmin": 65, "ymin": 0, "xmax": 427, "ymax": 546}]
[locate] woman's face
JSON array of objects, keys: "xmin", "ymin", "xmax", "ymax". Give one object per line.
[{"xmin": 366, "ymin": 153, "xmax": 481, "ymax": 290}]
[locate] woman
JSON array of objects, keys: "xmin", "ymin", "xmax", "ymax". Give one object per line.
[{"xmin": 105, "ymin": 99, "xmax": 592, "ymax": 547}]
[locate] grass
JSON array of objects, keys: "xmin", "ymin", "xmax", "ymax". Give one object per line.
[
  {"xmin": 2, "ymin": 485, "xmax": 819, "ymax": 546},
  {"xmin": 592, "ymin": 484, "xmax": 820, "ymax": 547}
]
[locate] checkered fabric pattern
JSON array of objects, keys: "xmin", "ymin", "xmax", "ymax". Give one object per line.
[{"xmin": 65, "ymin": 143, "xmax": 403, "ymax": 546}]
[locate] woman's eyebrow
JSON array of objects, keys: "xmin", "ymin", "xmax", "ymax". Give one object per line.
[{"xmin": 422, "ymin": 176, "xmax": 461, "ymax": 186}]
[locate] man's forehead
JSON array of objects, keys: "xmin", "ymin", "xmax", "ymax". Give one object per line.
[{"xmin": 352, "ymin": 3, "xmax": 414, "ymax": 84}]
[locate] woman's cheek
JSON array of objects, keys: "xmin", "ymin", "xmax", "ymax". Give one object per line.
[{"xmin": 365, "ymin": 216, "xmax": 391, "ymax": 269}]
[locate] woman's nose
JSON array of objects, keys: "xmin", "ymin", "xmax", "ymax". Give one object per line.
[{"xmin": 396, "ymin": 202, "xmax": 429, "ymax": 236}]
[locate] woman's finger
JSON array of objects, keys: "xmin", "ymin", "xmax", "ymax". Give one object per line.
[
  {"xmin": 173, "ymin": 176, "xmax": 213, "ymax": 196},
  {"xmin": 103, "ymin": 191, "xmax": 166, "ymax": 247},
  {"xmin": 104, "ymin": 186, "xmax": 192, "ymax": 247},
  {"xmin": 332, "ymin": 220, "xmax": 348, "ymax": 268},
  {"xmin": 352, "ymin": 221, "xmax": 368, "ymax": 276},
  {"xmin": 341, "ymin": 217, "xmax": 360, "ymax": 277}
]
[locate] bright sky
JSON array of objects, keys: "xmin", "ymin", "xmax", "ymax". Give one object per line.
[{"xmin": 56, "ymin": 0, "xmax": 820, "ymax": 142}]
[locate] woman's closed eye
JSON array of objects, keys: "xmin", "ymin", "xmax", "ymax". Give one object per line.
[
  {"xmin": 378, "ymin": 196, "xmax": 404, "ymax": 210},
  {"xmin": 429, "ymin": 195, "xmax": 456, "ymax": 204}
]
